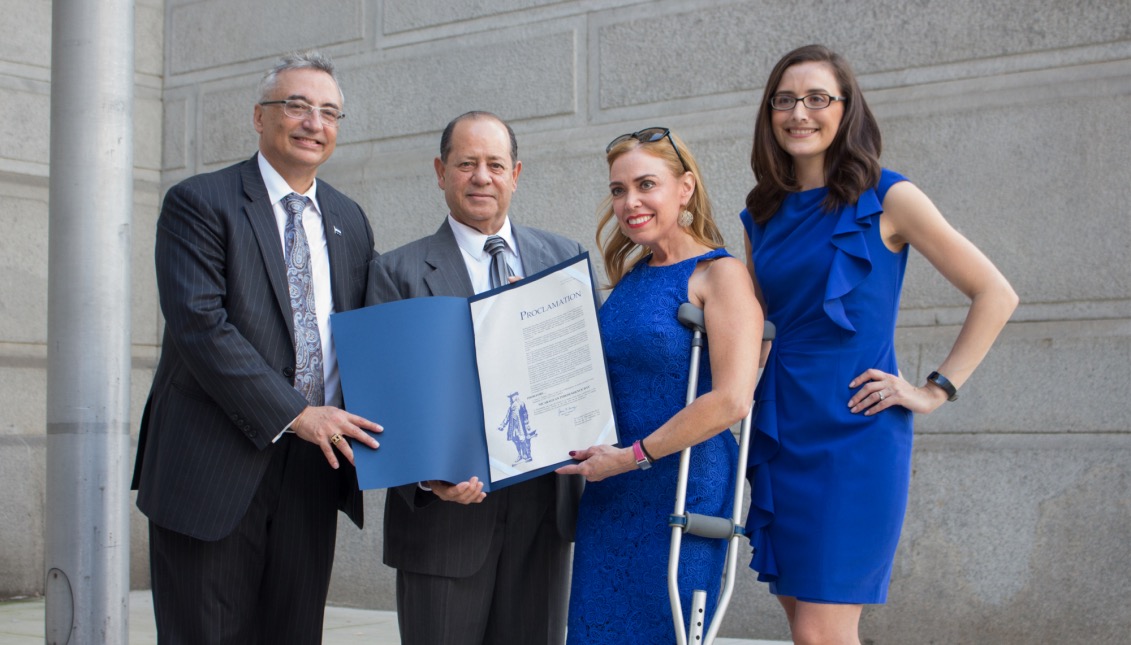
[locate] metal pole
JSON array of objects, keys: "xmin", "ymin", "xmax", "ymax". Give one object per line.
[{"xmin": 46, "ymin": 0, "xmax": 134, "ymax": 642}]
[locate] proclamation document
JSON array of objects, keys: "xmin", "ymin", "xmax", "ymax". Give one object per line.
[
  {"xmin": 470, "ymin": 254, "xmax": 618, "ymax": 484},
  {"xmin": 333, "ymin": 252, "xmax": 619, "ymax": 492}
]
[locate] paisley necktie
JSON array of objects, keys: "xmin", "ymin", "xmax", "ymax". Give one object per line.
[{"xmin": 283, "ymin": 193, "xmax": 324, "ymax": 406}]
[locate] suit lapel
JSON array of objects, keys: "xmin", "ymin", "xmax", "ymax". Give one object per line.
[
  {"xmin": 513, "ymin": 223, "xmax": 559, "ymax": 275},
  {"xmin": 240, "ymin": 158, "xmax": 293, "ymax": 336},
  {"xmin": 423, "ymin": 220, "xmax": 475, "ymax": 297}
]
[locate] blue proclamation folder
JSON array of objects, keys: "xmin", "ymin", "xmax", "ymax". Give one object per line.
[{"xmin": 332, "ymin": 253, "xmax": 617, "ymax": 492}]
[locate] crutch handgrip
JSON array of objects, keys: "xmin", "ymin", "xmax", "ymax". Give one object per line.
[{"xmin": 682, "ymin": 513, "xmax": 735, "ymax": 540}]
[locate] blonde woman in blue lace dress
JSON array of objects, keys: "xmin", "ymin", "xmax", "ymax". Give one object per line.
[{"xmin": 558, "ymin": 128, "xmax": 762, "ymax": 643}]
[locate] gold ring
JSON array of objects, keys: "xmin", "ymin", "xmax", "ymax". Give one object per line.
[{"xmin": 330, "ymin": 433, "xmax": 343, "ymax": 445}]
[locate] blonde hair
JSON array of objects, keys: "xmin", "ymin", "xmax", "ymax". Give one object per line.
[{"xmin": 597, "ymin": 131, "xmax": 724, "ymax": 287}]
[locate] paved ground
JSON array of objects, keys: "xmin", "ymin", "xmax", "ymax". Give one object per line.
[{"xmin": 0, "ymin": 591, "xmax": 789, "ymax": 644}]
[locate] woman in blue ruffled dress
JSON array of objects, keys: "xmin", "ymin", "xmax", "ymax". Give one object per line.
[
  {"xmin": 740, "ymin": 45, "xmax": 1018, "ymax": 644},
  {"xmin": 557, "ymin": 128, "xmax": 762, "ymax": 643}
]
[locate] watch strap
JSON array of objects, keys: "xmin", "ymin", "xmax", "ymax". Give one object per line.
[{"xmin": 927, "ymin": 371, "xmax": 959, "ymax": 402}]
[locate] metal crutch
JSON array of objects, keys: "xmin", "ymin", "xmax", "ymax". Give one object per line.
[{"xmin": 668, "ymin": 303, "xmax": 774, "ymax": 645}]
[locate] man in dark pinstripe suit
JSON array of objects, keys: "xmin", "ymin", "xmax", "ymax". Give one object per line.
[
  {"xmin": 131, "ymin": 51, "xmax": 381, "ymax": 644},
  {"xmin": 367, "ymin": 112, "xmax": 582, "ymax": 645}
]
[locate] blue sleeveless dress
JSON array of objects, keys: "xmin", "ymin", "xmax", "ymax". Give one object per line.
[
  {"xmin": 567, "ymin": 248, "xmax": 738, "ymax": 644},
  {"xmin": 740, "ymin": 169, "xmax": 914, "ymax": 604}
]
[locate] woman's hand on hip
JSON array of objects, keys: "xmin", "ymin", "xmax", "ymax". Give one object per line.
[{"xmin": 848, "ymin": 368, "xmax": 947, "ymax": 415}]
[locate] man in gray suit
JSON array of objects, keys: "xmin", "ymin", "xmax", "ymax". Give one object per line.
[
  {"xmin": 367, "ymin": 111, "xmax": 583, "ymax": 645},
  {"xmin": 132, "ymin": 51, "xmax": 381, "ymax": 644}
]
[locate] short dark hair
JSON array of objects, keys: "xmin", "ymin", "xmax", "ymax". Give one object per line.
[
  {"xmin": 746, "ymin": 44, "xmax": 881, "ymax": 224},
  {"xmin": 258, "ymin": 50, "xmax": 343, "ymax": 104},
  {"xmin": 439, "ymin": 111, "xmax": 518, "ymax": 164}
]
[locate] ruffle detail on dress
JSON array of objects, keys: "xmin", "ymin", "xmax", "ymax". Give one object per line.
[
  {"xmin": 822, "ymin": 187, "xmax": 884, "ymax": 333},
  {"xmin": 745, "ymin": 362, "xmax": 780, "ymax": 582}
]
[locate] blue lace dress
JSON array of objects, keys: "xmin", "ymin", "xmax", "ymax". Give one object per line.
[
  {"xmin": 740, "ymin": 169, "xmax": 915, "ymax": 603},
  {"xmin": 567, "ymin": 248, "xmax": 738, "ymax": 644}
]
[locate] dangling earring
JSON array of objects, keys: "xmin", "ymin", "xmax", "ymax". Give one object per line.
[{"xmin": 678, "ymin": 209, "xmax": 694, "ymax": 227}]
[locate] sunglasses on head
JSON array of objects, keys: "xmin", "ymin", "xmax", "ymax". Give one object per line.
[{"xmin": 606, "ymin": 127, "xmax": 688, "ymax": 171}]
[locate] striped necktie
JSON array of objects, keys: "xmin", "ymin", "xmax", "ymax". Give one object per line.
[{"xmin": 484, "ymin": 235, "xmax": 515, "ymax": 290}]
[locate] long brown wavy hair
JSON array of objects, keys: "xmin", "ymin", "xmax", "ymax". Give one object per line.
[
  {"xmin": 745, "ymin": 45, "xmax": 882, "ymax": 224},
  {"xmin": 597, "ymin": 131, "xmax": 724, "ymax": 287}
]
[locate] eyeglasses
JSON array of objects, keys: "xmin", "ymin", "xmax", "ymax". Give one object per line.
[
  {"xmin": 259, "ymin": 99, "xmax": 345, "ymax": 126},
  {"xmin": 768, "ymin": 93, "xmax": 847, "ymax": 111},
  {"xmin": 606, "ymin": 127, "xmax": 688, "ymax": 171}
]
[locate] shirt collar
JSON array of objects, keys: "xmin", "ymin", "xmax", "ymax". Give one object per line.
[
  {"xmin": 447, "ymin": 214, "xmax": 516, "ymax": 260},
  {"xmin": 257, "ymin": 152, "xmax": 320, "ymax": 211}
]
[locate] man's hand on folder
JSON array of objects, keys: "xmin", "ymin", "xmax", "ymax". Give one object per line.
[
  {"xmin": 292, "ymin": 406, "xmax": 382, "ymax": 470},
  {"xmin": 430, "ymin": 477, "xmax": 487, "ymax": 505}
]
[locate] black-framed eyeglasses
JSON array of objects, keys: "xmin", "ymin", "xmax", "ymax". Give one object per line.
[
  {"xmin": 259, "ymin": 99, "xmax": 345, "ymax": 126},
  {"xmin": 768, "ymin": 93, "xmax": 847, "ymax": 111},
  {"xmin": 606, "ymin": 127, "xmax": 688, "ymax": 171}
]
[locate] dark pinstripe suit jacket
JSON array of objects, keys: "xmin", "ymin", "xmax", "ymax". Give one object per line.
[
  {"xmin": 366, "ymin": 219, "xmax": 585, "ymax": 577},
  {"xmin": 132, "ymin": 155, "xmax": 375, "ymax": 541}
]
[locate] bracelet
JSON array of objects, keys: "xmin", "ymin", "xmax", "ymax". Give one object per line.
[
  {"xmin": 632, "ymin": 440, "xmax": 652, "ymax": 470},
  {"xmin": 639, "ymin": 438, "xmax": 656, "ymax": 462},
  {"xmin": 927, "ymin": 371, "xmax": 959, "ymax": 402}
]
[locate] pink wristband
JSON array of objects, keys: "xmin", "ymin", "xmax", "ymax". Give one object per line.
[{"xmin": 632, "ymin": 440, "xmax": 652, "ymax": 470}]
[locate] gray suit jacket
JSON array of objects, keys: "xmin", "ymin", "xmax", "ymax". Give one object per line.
[
  {"xmin": 367, "ymin": 218, "xmax": 585, "ymax": 578},
  {"xmin": 132, "ymin": 155, "xmax": 375, "ymax": 541}
]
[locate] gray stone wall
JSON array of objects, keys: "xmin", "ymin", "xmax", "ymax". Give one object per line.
[{"xmin": 2, "ymin": 0, "xmax": 1128, "ymax": 642}]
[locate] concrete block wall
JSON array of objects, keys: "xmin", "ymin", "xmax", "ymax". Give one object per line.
[{"xmin": 2, "ymin": 0, "xmax": 1127, "ymax": 642}]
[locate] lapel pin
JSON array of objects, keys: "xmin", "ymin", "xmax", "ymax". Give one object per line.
[{"xmin": 333, "ymin": 226, "xmax": 342, "ymax": 236}]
